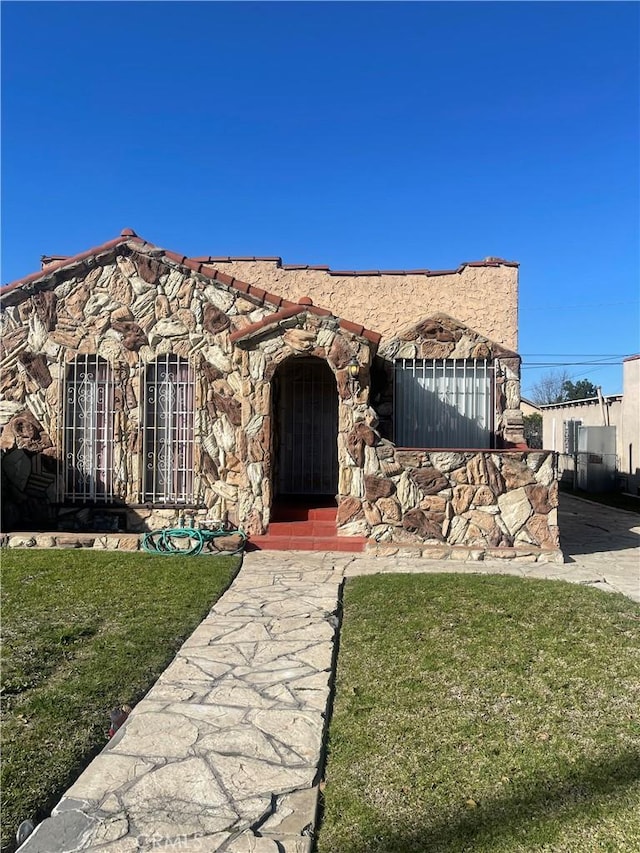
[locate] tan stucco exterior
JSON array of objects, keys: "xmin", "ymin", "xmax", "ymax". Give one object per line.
[
  {"xmin": 204, "ymin": 260, "xmax": 519, "ymax": 350},
  {"xmin": 621, "ymin": 355, "xmax": 640, "ymax": 493},
  {"xmin": 521, "ymin": 398, "xmax": 541, "ymax": 417},
  {"xmin": 542, "ymin": 397, "xmax": 622, "ymax": 452}
]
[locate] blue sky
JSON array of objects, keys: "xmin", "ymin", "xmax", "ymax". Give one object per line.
[{"xmin": 2, "ymin": 1, "xmax": 638, "ymax": 396}]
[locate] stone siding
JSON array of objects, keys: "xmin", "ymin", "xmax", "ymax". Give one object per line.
[
  {"xmin": 334, "ymin": 435, "xmax": 560, "ymax": 561},
  {"xmin": 0, "ymin": 242, "xmax": 375, "ymax": 535},
  {"xmin": 1, "ymin": 237, "xmax": 559, "ymax": 561}
]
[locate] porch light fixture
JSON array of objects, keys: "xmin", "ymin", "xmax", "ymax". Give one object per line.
[
  {"xmin": 347, "ymin": 356, "xmax": 360, "ymax": 379},
  {"xmin": 347, "ymin": 355, "xmax": 361, "ymax": 400}
]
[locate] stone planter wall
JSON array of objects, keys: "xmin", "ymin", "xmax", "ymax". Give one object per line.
[{"xmin": 335, "ymin": 435, "xmax": 560, "ymax": 560}]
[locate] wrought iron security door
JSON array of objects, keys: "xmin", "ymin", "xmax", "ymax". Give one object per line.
[{"xmin": 275, "ymin": 358, "xmax": 338, "ymax": 495}]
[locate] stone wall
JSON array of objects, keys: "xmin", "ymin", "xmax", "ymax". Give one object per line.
[
  {"xmin": 0, "ymin": 242, "xmax": 375, "ymax": 534},
  {"xmin": 335, "ymin": 437, "xmax": 560, "ymax": 561},
  {"xmin": 203, "ymin": 258, "xmax": 519, "ymax": 350}
]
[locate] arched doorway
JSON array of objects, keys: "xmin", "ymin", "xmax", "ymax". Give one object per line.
[{"xmin": 273, "ymin": 356, "xmax": 338, "ymax": 497}]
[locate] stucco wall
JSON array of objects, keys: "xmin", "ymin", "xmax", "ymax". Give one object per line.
[
  {"xmin": 521, "ymin": 399, "xmax": 541, "ymax": 417},
  {"xmin": 621, "ymin": 356, "xmax": 640, "ymax": 493},
  {"xmin": 540, "ymin": 397, "xmax": 626, "ymax": 489},
  {"xmin": 540, "ymin": 359, "xmax": 640, "ymax": 490},
  {"xmin": 205, "ymin": 260, "xmax": 519, "ymax": 350},
  {"xmin": 541, "ymin": 399, "xmax": 622, "ymax": 455}
]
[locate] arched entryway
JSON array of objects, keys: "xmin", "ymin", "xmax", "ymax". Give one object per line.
[{"xmin": 272, "ymin": 356, "xmax": 338, "ymax": 497}]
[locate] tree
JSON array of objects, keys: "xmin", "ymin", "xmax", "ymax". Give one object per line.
[
  {"xmin": 528, "ymin": 370, "xmax": 599, "ymax": 405},
  {"xmin": 529, "ymin": 369, "xmax": 571, "ymax": 405},
  {"xmin": 562, "ymin": 379, "xmax": 599, "ymax": 401},
  {"xmin": 523, "ymin": 413, "xmax": 542, "ymax": 448}
]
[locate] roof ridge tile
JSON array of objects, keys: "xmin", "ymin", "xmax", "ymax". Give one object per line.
[{"xmin": 2, "ymin": 232, "xmax": 518, "ymax": 308}]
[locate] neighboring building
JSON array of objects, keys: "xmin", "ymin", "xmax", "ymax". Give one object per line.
[
  {"xmin": 620, "ymin": 355, "xmax": 640, "ymax": 494},
  {"xmin": 521, "ymin": 398, "xmax": 542, "ymax": 449},
  {"xmin": 521, "ymin": 397, "xmax": 541, "ymax": 418},
  {"xmin": 0, "ymin": 229, "xmax": 560, "ymax": 558},
  {"xmin": 540, "ymin": 355, "xmax": 640, "ymax": 495}
]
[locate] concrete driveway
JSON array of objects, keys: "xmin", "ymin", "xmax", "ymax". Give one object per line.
[{"xmin": 557, "ymin": 492, "xmax": 640, "ymax": 601}]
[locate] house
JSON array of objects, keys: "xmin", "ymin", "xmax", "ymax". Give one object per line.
[
  {"xmin": 521, "ymin": 397, "xmax": 542, "ymax": 418},
  {"xmin": 0, "ymin": 229, "xmax": 560, "ymax": 559},
  {"xmin": 540, "ymin": 355, "xmax": 640, "ymax": 495}
]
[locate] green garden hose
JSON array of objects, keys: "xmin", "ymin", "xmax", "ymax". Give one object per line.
[{"xmin": 141, "ymin": 524, "xmax": 246, "ymax": 557}]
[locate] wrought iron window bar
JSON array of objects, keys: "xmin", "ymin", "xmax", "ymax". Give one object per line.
[{"xmin": 394, "ymin": 358, "xmax": 495, "ymax": 449}]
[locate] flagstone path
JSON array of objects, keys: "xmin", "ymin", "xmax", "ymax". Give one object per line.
[{"xmin": 19, "ymin": 551, "xmax": 350, "ymax": 853}]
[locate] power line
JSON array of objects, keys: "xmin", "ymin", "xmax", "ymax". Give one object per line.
[
  {"xmin": 564, "ymin": 364, "xmax": 623, "ymax": 385},
  {"xmin": 525, "ymin": 300, "xmax": 639, "ymax": 311},
  {"xmin": 521, "ymin": 361, "xmax": 626, "ymax": 368}
]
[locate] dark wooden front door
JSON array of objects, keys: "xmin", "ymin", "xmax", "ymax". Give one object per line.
[{"xmin": 274, "ymin": 357, "xmax": 338, "ymax": 496}]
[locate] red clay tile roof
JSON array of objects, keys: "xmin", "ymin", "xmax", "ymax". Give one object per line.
[
  {"xmin": 1, "ymin": 230, "xmax": 382, "ymax": 346},
  {"xmin": 192, "ymin": 256, "xmax": 519, "ymax": 276},
  {"xmin": 229, "ymin": 300, "xmax": 381, "ymax": 346},
  {"xmin": 2, "ymin": 231, "xmax": 147, "ymax": 296},
  {"xmin": 2, "ymin": 230, "xmax": 304, "ymax": 315},
  {"xmin": 5, "ymin": 232, "xmax": 519, "ymax": 298},
  {"xmin": 40, "ymin": 255, "xmax": 72, "ymax": 268}
]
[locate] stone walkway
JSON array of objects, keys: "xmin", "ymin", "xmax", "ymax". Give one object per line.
[{"xmin": 17, "ymin": 494, "xmax": 639, "ymax": 852}]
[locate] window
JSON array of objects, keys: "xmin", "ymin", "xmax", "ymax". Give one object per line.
[
  {"xmin": 394, "ymin": 358, "xmax": 494, "ymax": 448},
  {"xmin": 563, "ymin": 419, "xmax": 582, "ymax": 454},
  {"xmin": 143, "ymin": 355, "xmax": 195, "ymax": 503},
  {"xmin": 63, "ymin": 353, "xmax": 195, "ymax": 505},
  {"xmin": 64, "ymin": 355, "xmax": 115, "ymax": 501}
]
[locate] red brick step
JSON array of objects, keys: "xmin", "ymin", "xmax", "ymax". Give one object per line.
[
  {"xmin": 248, "ymin": 498, "xmax": 365, "ymax": 552},
  {"xmin": 267, "ymin": 520, "xmax": 338, "ymax": 538},
  {"xmin": 247, "ymin": 535, "xmax": 367, "ymax": 553},
  {"xmin": 269, "ymin": 505, "xmax": 338, "ymax": 523}
]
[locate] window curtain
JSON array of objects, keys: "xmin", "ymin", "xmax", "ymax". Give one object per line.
[{"xmin": 394, "ymin": 359, "xmax": 493, "ymax": 449}]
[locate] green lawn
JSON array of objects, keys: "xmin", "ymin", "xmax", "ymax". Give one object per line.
[
  {"xmin": 317, "ymin": 574, "xmax": 640, "ymax": 853},
  {"xmin": 0, "ymin": 549, "xmax": 240, "ymax": 853}
]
